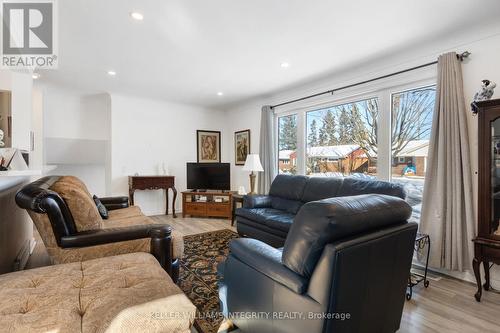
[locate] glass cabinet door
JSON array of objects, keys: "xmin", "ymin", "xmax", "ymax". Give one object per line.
[{"xmin": 491, "ymin": 118, "xmax": 500, "ymax": 235}]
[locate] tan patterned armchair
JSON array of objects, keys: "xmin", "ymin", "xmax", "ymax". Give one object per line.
[{"xmin": 16, "ymin": 176, "xmax": 183, "ymax": 282}]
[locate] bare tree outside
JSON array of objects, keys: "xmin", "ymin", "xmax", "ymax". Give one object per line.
[{"xmin": 279, "ymin": 86, "xmax": 436, "ymax": 222}]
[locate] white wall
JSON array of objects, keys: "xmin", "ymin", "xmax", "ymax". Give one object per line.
[
  {"xmin": 222, "ymin": 26, "xmax": 500, "ymax": 286},
  {"xmin": 42, "ymin": 86, "xmax": 111, "ymax": 141},
  {"xmin": 0, "ymin": 70, "xmax": 33, "ymax": 151},
  {"xmin": 110, "ymin": 94, "xmax": 226, "ymax": 215},
  {"xmin": 222, "ymin": 98, "xmax": 265, "ymax": 192},
  {"xmin": 39, "ymin": 83, "xmax": 111, "ymax": 196}
]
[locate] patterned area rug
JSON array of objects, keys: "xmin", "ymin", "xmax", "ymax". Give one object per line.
[{"xmin": 179, "ymin": 229, "xmax": 239, "ymax": 333}]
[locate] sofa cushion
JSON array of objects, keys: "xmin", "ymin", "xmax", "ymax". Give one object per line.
[
  {"xmin": 57, "ymin": 175, "xmax": 93, "ymax": 198},
  {"xmin": 337, "ymin": 177, "xmax": 406, "ymax": 199},
  {"xmin": 264, "ymin": 211, "xmax": 295, "ymax": 232},
  {"xmin": 0, "ymin": 253, "xmax": 196, "ymax": 333},
  {"xmin": 282, "ymin": 194, "xmax": 412, "ymax": 277},
  {"xmin": 270, "ymin": 196, "xmax": 303, "ymax": 214},
  {"xmin": 301, "ymin": 176, "xmax": 344, "ymax": 202},
  {"xmin": 50, "ymin": 180, "xmax": 102, "ymax": 232},
  {"xmin": 269, "ymin": 174, "xmax": 308, "ymax": 201},
  {"xmin": 236, "ymin": 207, "xmax": 294, "ymax": 232},
  {"xmin": 236, "ymin": 216, "xmax": 289, "ymax": 239},
  {"xmin": 107, "ymin": 205, "xmax": 143, "ymax": 221}
]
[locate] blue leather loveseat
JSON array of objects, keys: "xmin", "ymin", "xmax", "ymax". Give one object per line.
[{"xmin": 235, "ymin": 174, "xmax": 406, "ymax": 247}]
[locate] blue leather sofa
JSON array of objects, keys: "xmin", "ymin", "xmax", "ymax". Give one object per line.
[{"xmin": 236, "ymin": 174, "xmax": 406, "ymax": 247}]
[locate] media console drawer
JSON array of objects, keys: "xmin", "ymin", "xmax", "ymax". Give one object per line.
[
  {"xmin": 207, "ymin": 203, "xmax": 231, "ymax": 217},
  {"xmin": 184, "ymin": 202, "xmax": 207, "ymax": 215},
  {"xmin": 182, "ymin": 191, "xmax": 232, "ymax": 220}
]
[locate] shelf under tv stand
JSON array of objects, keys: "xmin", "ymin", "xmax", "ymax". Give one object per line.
[{"xmin": 182, "ymin": 190, "xmax": 233, "ymax": 220}]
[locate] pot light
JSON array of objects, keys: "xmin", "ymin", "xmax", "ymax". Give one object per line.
[
  {"xmin": 217, "ymin": 92, "xmax": 224, "ymax": 96},
  {"xmin": 130, "ymin": 12, "xmax": 144, "ymax": 21},
  {"xmin": 107, "ymin": 70, "xmax": 116, "ymax": 76},
  {"xmin": 280, "ymin": 62, "xmax": 290, "ymax": 68},
  {"xmin": 32, "ymin": 73, "xmax": 40, "ymax": 79}
]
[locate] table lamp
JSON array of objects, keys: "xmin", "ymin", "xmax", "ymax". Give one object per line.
[{"xmin": 242, "ymin": 154, "xmax": 263, "ymax": 195}]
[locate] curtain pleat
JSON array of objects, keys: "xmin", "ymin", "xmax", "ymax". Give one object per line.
[
  {"xmin": 420, "ymin": 52, "xmax": 476, "ymax": 271},
  {"xmin": 257, "ymin": 106, "xmax": 277, "ymax": 194}
]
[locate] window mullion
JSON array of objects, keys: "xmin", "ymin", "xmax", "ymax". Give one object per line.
[
  {"xmin": 297, "ymin": 112, "xmax": 306, "ymax": 175},
  {"xmin": 377, "ymin": 91, "xmax": 391, "ymax": 181}
]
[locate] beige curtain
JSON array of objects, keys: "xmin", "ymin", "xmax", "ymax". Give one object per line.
[
  {"xmin": 420, "ymin": 52, "xmax": 476, "ymax": 271},
  {"xmin": 258, "ymin": 105, "xmax": 277, "ymax": 194}
]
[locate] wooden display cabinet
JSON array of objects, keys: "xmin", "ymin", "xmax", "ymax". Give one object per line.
[{"xmin": 472, "ymin": 98, "xmax": 500, "ymax": 302}]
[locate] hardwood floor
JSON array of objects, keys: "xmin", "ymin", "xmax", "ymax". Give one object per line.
[
  {"xmin": 26, "ymin": 215, "xmax": 500, "ymax": 333},
  {"xmin": 150, "ymin": 215, "xmax": 236, "ymax": 235}
]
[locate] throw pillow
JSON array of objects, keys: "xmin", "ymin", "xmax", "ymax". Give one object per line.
[
  {"xmin": 93, "ymin": 195, "xmax": 109, "ymax": 219},
  {"xmin": 57, "ymin": 175, "xmax": 93, "ymax": 199},
  {"xmin": 50, "ymin": 180, "xmax": 102, "ymax": 231}
]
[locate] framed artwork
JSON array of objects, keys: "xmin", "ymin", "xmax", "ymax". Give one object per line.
[
  {"xmin": 235, "ymin": 129, "xmax": 250, "ymax": 165},
  {"xmin": 197, "ymin": 130, "xmax": 221, "ymax": 163}
]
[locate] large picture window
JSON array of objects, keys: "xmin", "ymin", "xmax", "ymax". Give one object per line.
[
  {"xmin": 306, "ymin": 98, "xmax": 378, "ymax": 177},
  {"xmin": 391, "ymin": 85, "xmax": 436, "ymax": 222},
  {"xmin": 275, "ymin": 80, "xmax": 436, "ymax": 223}
]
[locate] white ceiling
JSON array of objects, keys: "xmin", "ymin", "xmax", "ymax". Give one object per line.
[{"xmin": 37, "ymin": 0, "xmax": 500, "ymax": 108}]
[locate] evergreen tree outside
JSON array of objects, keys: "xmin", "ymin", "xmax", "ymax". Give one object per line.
[
  {"xmin": 278, "ymin": 115, "xmax": 297, "ymax": 150},
  {"xmin": 318, "ymin": 110, "xmax": 338, "ymax": 145},
  {"xmin": 308, "ymin": 119, "xmax": 318, "ymax": 146},
  {"xmin": 337, "ymin": 106, "xmax": 353, "ymax": 144}
]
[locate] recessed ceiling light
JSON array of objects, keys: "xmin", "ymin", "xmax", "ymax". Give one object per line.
[
  {"xmin": 280, "ymin": 62, "xmax": 290, "ymax": 68},
  {"xmin": 217, "ymin": 92, "xmax": 224, "ymax": 96},
  {"xmin": 107, "ymin": 70, "xmax": 116, "ymax": 76},
  {"xmin": 32, "ymin": 73, "xmax": 40, "ymax": 79},
  {"xmin": 130, "ymin": 12, "xmax": 144, "ymax": 21}
]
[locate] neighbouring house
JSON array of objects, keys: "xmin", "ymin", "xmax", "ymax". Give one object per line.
[
  {"xmin": 307, "ymin": 145, "xmax": 369, "ymax": 174},
  {"xmin": 280, "ymin": 140, "xmax": 429, "ymax": 177},
  {"xmin": 279, "ymin": 145, "xmax": 370, "ymax": 175},
  {"xmin": 392, "ymin": 140, "xmax": 429, "ymax": 177},
  {"xmin": 278, "ymin": 150, "xmax": 295, "ymax": 173}
]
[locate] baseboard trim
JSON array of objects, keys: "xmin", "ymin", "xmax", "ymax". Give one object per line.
[{"xmin": 412, "ymin": 261, "xmax": 500, "ymax": 289}]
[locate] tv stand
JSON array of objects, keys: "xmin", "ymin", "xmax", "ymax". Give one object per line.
[{"xmin": 182, "ymin": 191, "xmax": 233, "ymax": 219}]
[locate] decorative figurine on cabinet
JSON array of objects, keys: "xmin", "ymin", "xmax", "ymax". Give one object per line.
[{"xmin": 472, "ymin": 80, "xmax": 497, "ymax": 114}]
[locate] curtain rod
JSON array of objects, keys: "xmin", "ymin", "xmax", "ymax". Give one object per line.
[{"xmin": 271, "ymin": 51, "xmax": 471, "ymax": 109}]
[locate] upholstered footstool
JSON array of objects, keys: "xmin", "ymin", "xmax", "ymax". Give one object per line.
[{"xmin": 0, "ymin": 253, "xmax": 196, "ymax": 333}]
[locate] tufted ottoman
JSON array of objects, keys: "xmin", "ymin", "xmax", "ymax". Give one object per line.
[{"xmin": 0, "ymin": 253, "xmax": 196, "ymax": 333}]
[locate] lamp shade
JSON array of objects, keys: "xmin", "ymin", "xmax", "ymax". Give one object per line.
[{"xmin": 242, "ymin": 154, "xmax": 264, "ymax": 172}]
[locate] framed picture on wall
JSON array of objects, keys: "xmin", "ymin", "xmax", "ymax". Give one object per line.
[
  {"xmin": 235, "ymin": 129, "xmax": 250, "ymax": 165},
  {"xmin": 197, "ymin": 130, "xmax": 221, "ymax": 163}
]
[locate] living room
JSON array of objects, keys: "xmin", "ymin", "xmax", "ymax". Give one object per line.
[{"xmin": 1, "ymin": 1, "xmax": 500, "ymax": 332}]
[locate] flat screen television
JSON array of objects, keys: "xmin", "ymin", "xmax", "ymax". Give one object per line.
[{"xmin": 187, "ymin": 163, "xmax": 230, "ymax": 191}]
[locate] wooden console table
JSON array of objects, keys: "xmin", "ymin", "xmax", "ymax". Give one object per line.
[
  {"xmin": 128, "ymin": 176, "xmax": 177, "ymax": 217},
  {"xmin": 182, "ymin": 191, "xmax": 232, "ymax": 219}
]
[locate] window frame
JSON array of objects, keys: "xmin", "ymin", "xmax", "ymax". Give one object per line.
[{"xmin": 275, "ymin": 73, "xmax": 437, "ymax": 181}]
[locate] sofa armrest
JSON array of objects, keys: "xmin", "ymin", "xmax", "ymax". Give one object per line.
[
  {"xmin": 98, "ymin": 196, "xmax": 129, "ymax": 210},
  {"xmin": 243, "ymin": 195, "xmax": 272, "ymax": 209},
  {"xmin": 229, "ymin": 238, "xmax": 307, "ymax": 293},
  {"xmin": 60, "ymin": 224, "xmax": 174, "ymax": 277},
  {"xmin": 60, "ymin": 224, "xmax": 170, "ymax": 248}
]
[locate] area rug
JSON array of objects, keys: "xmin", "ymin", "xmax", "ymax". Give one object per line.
[{"xmin": 179, "ymin": 229, "xmax": 239, "ymax": 333}]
